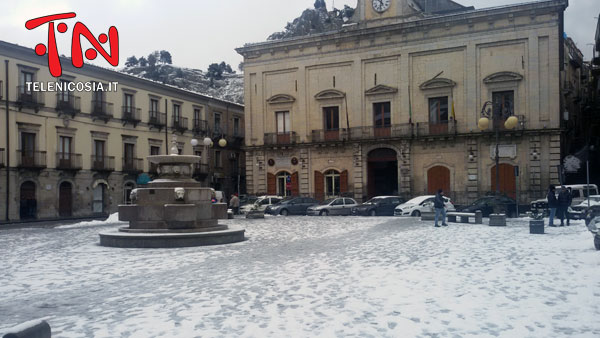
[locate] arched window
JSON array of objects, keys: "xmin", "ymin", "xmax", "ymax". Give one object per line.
[
  {"xmin": 325, "ymin": 170, "xmax": 340, "ymax": 198},
  {"xmin": 277, "ymin": 172, "xmax": 291, "ymax": 197},
  {"xmin": 124, "ymin": 182, "xmax": 136, "ymax": 204}
]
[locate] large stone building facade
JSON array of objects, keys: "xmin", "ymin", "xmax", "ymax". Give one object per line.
[
  {"xmin": 237, "ymin": 0, "xmax": 573, "ymax": 205},
  {"xmin": 0, "ymin": 41, "xmax": 244, "ymax": 222}
]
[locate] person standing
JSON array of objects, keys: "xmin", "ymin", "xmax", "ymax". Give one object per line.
[
  {"xmin": 557, "ymin": 186, "xmax": 571, "ymax": 227},
  {"xmin": 566, "ymin": 187, "xmax": 573, "ymax": 226},
  {"xmin": 547, "ymin": 185, "xmax": 558, "ymax": 227},
  {"xmin": 230, "ymin": 194, "xmax": 240, "ymax": 215},
  {"xmin": 434, "ymin": 189, "xmax": 448, "ymax": 227}
]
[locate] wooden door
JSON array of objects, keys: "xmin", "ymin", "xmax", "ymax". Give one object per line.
[
  {"xmin": 491, "ymin": 164, "xmax": 516, "ymax": 198},
  {"xmin": 427, "ymin": 166, "xmax": 450, "ymax": 195},
  {"xmin": 267, "ymin": 173, "xmax": 276, "ymax": 195},
  {"xmin": 314, "ymin": 171, "xmax": 324, "ymax": 201},
  {"xmin": 19, "ymin": 181, "xmax": 37, "ymax": 219},
  {"xmin": 291, "ymin": 172, "xmax": 299, "ymax": 196},
  {"xmin": 59, "ymin": 182, "xmax": 73, "ymax": 217}
]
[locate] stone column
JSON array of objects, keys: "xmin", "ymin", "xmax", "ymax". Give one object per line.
[{"xmin": 466, "ymin": 138, "xmax": 479, "ymax": 203}]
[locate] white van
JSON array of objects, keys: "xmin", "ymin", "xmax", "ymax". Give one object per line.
[{"xmin": 240, "ymin": 195, "xmax": 282, "ymax": 214}]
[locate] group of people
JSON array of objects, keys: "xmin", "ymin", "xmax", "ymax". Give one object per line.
[{"xmin": 547, "ymin": 185, "xmax": 573, "ymax": 227}]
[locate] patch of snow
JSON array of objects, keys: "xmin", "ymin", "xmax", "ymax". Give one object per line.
[{"xmin": 56, "ymin": 213, "xmax": 123, "ymax": 229}]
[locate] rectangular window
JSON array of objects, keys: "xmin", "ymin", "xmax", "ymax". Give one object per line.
[
  {"xmin": 323, "ymin": 106, "xmax": 339, "ymax": 131},
  {"xmin": 150, "ymin": 99, "xmax": 159, "ymax": 118},
  {"xmin": 214, "ymin": 112, "xmax": 222, "ymax": 134},
  {"xmin": 124, "ymin": 93, "xmax": 134, "ymax": 113},
  {"xmin": 59, "ymin": 80, "xmax": 71, "ymax": 102},
  {"xmin": 276, "ymin": 111, "xmax": 290, "ymax": 133},
  {"xmin": 215, "ymin": 150, "xmax": 222, "ymax": 168},
  {"xmin": 59, "ymin": 136, "xmax": 72, "ymax": 157},
  {"xmin": 428, "ymin": 97, "xmax": 449, "ymax": 124},
  {"xmin": 233, "ymin": 117, "xmax": 240, "ymax": 136},
  {"xmin": 150, "ymin": 146, "xmax": 160, "ymax": 156},
  {"xmin": 173, "ymin": 104, "xmax": 181, "ymax": 121},
  {"xmin": 21, "ymin": 132, "xmax": 36, "ymax": 154},
  {"xmin": 93, "ymin": 86, "xmax": 104, "ymax": 102},
  {"xmin": 492, "ymin": 91, "xmax": 514, "ymax": 117},
  {"xmin": 194, "ymin": 108, "xmax": 201, "ymax": 121},
  {"xmin": 20, "ymin": 71, "xmax": 34, "ymax": 94},
  {"xmin": 94, "ymin": 140, "xmax": 105, "ymax": 158},
  {"xmin": 373, "ymin": 102, "xmax": 391, "ymax": 127},
  {"xmin": 124, "ymin": 143, "xmax": 135, "ymax": 161}
]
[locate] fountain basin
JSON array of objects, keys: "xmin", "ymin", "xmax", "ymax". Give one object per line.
[{"xmin": 99, "ymin": 226, "xmax": 245, "ymax": 248}]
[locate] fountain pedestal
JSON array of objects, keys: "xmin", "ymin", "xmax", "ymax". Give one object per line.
[{"xmin": 99, "ymin": 138, "xmax": 245, "ymax": 248}]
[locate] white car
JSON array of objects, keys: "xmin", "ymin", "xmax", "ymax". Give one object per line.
[
  {"xmin": 572, "ymin": 195, "xmax": 600, "ymax": 212},
  {"xmin": 240, "ymin": 195, "xmax": 282, "ymax": 214},
  {"xmin": 394, "ymin": 195, "xmax": 455, "ymax": 217}
]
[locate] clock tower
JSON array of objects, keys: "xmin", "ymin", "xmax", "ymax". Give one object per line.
[{"xmin": 353, "ymin": 0, "xmax": 422, "ymax": 22}]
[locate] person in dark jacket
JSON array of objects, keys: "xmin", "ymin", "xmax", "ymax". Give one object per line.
[
  {"xmin": 434, "ymin": 189, "xmax": 448, "ymax": 227},
  {"xmin": 547, "ymin": 185, "xmax": 558, "ymax": 227},
  {"xmin": 566, "ymin": 187, "xmax": 573, "ymax": 226},
  {"xmin": 557, "ymin": 186, "xmax": 570, "ymax": 227}
]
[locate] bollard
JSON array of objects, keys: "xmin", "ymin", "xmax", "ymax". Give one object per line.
[
  {"xmin": 529, "ymin": 219, "xmax": 544, "ymax": 234},
  {"xmin": 2, "ymin": 319, "xmax": 51, "ymax": 338},
  {"xmin": 475, "ymin": 211, "xmax": 483, "ymax": 224}
]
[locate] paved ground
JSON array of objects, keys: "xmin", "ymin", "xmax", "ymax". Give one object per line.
[{"xmin": 0, "ymin": 216, "xmax": 599, "ymax": 337}]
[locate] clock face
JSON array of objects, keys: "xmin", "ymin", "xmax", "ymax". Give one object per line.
[{"xmin": 372, "ymin": 0, "xmax": 391, "ymax": 13}]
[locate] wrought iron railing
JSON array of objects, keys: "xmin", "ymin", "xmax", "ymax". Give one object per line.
[
  {"xmin": 55, "ymin": 152, "xmax": 82, "ymax": 170},
  {"xmin": 91, "ymin": 100, "xmax": 114, "ymax": 119},
  {"xmin": 193, "ymin": 119, "xmax": 209, "ymax": 134},
  {"xmin": 122, "ymin": 106, "xmax": 141, "ymax": 124},
  {"xmin": 148, "ymin": 111, "xmax": 166, "ymax": 127},
  {"xmin": 122, "ymin": 158, "xmax": 144, "ymax": 174},
  {"xmin": 91, "ymin": 156, "xmax": 115, "ymax": 172},
  {"xmin": 55, "ymin": 93, "xmax": 81, "ymax": 116},
  {"xmin": 16, "ymin": 86, "xmax": 44, "ymax": 110},
  {"xmin": 264, "ymin": 132, "xmax": 298, "ymax": 145},
  {"xmin": 17, "ymin": 150, "xmax": 46, "ymax": 168},
  {"xmin": 172, "ymin": 116, "xmax": 188, "ymax": 131}
]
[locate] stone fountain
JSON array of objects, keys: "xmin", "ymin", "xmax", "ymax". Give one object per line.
[{"xmin": 99, "ymin": 136, "xmax": 245, "ymax": 248}]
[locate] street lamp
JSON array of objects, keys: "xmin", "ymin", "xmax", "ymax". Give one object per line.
[{"xmin": 478, "ymin": 100, "xmax": 518, "ymax": 195}]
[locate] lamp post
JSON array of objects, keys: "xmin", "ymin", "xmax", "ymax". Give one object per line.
[{"xmin": 478, "ymin": 101, "xmax": 519, "ymax": 195}]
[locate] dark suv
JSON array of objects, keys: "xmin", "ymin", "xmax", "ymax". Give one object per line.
[
  {"xmin": 459, "ymin": 195, "xmax": 517, "ymax": 217},
  {"xmin": 351, "ymin": 196, "xmax": 404, "ymax": 216},
  {"xmin": 265, "ymin": 197, "xmax": 319, "ymax": 216}
]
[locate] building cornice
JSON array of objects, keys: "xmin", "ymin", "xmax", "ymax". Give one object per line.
[{"xmin": 236, "ymin": 0, "xmax": 567, "ymax": 58}]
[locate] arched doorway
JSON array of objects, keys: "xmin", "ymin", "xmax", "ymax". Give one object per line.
[
  {"xmin": 491, "ymin": 164, "xmax": 516, "ymax": 198},
  {"xmin": 427, "ymin": 166, "xmax": 450, "ymax": 195},
  {"xmin": 19, "ymin": 181, "xmax": 37, "ymax": 220},
  {"xmin": 276, "ymin": 171, "xmax": 291, "ymax": 197},
  {"xmin": 59, "ymin": 182, "xmax": 73, "ymax": 217},
  {"xmin": 367, "ymin": 148, "xmax": 398, "ymax": 198},
  {"xmin": 92, "ymin": 182, "xmax": 107, "ymax": 214}
]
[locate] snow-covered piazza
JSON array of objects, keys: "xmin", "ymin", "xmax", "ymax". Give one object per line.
[{"xmin": 1, "ymin": 215, "xmax": 599, "ymax": 337}]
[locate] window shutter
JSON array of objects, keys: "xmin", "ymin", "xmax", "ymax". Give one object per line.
[
  {"xmin": 314, "ymin": 171, "xmax": 324, "ymax": 201},
  {"xmin": 340, "ymin": 170, "xmax": 348, "ymax": 194},
  {"xmin": 291, "ymin": 172, "xmax": 299, "ymax": 196},
  {"xmin": 267, "ymin": 173, "xmax": 276, "ymax": 195}
]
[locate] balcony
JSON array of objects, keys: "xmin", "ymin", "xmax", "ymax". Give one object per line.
[
  {"xmin": 122, "ymin": 107, "xmax": 141, "ymax": 127},
  {"xmin": 91, "ymin": 156, "xmax": 115, "ymax": 172},
  {"xmin": 148, "ymin": 112, "xmax": 166, "ymax": 130},
  {"xmin": 91, "ymin": 100, "xmax": 114, "ymax": 122},
  {"xmin": 347, "ymin": 124, "xmax": 413, "ymax": 141},
  {"xmin": 16, "ymin": 86, "xmax": 44, "ymax": 112},
  {"xmin": 172, "ymin": 116, "xmax": 188, "ymax": 134},
  {"xmin": 264, "ymin": 132, "xmax": 298, "ymax": 146},
  {"xmin": 0, "ymin": 148, "xmax": 4, "ymax": 168},
  {"xmin": 122, "ymin": 158, "xmax": 143, "ymax": 174},
  {"xmin": 193, "ymin": 163, "xmax": 209, "ymax": 178},
  {"xmin": 475, "ymin": 115, "xmax": 526, "ymax": 134},
  {"xmin": 193, "ymin": 119, "xmax": 209, "ymax": 135},
  {"xmin": 17, "ymin": 150, "xmax": 47, "ymax": 169},
  {"xmin": 55, "ymin": 152, "xmax": 82, "ymax": 171},
  {"xmin": 212, "ymin": 126, "xmax": 227, "ymax": 138},
  {"xmin": 55, "ymin": 93, "xmax": 81, "ymax": 117},
  {"xmin": 311, "ymin": 129, "xmax": 349, "ymax": 143},
  {"xmin": 414, "ymin": 121, "xmax": 458, "ymax": 138}
]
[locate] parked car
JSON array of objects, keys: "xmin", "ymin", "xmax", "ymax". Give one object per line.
[
  {"xmin": 240, "ymin": 195, "xmax": 282, "ymax": 214},
  {"xmin": 459, "ymin": 195, "xmax": 517, "ymax": 217},
  {"xmin": 572, "ymin": 195, "xmax": 600, "ymax": 212},
  {"xmin": 352, "ymin": 196, "xmax": 404, "ymax": 216},
  {"xmin": 265, "ymin": 197, "xmax": 319, "ymax": 216},
  {"xmin": 531, "ymin": 184, "xmax": 599, "ymax": 213},
  {"xmin": 239, "ymin": 195, "xmax": 258, "ymax": 207},
  {"xmin": 307, "ymin": 197, "xmax": 358, "ymax": 216},
  {"xmin": 394, "ymin": 195, "xmax": 455, "ymax": 217}
]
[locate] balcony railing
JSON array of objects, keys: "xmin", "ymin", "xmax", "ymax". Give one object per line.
[
  {"xmin": 17, "ymin": 150, "xmax": 47, "ymax": 169},
  {"xmin": 16, "ymin": 86, "xmax": 44, "ymax": 111},
  {"xmin": 148, "ymin": 112, "xmax": 166, "ymax": 128},
  {"xmin": 122, "ymin": 106, "xmax": 141, "ymax": 126},
  {"xmin": 122, "ymin": 158, "xmax": 143, "ymax": 174},
  {"xmin": 193, "ymin": 163, "xmax": 209, "ymax": 177},
  {"xmin": 347, "ymin": 124, "xmax": 413, "ymax": 140},
  {"xmin": 91, "ymin": 100, "xmax": 114, "ymax": 121},
  {"xmin": 264, "ymin": 132, "xmax": 298, "ymax": 146},
  {"xmin": 232, "ymin": 127, "xmax": 245, "ymax": 139},
  {"xmin": 193, "ymin": 119, "xmax": 209, "ymax": 134},
  {"xmin": 55, "ymin": 93, "xmax": 81, "ymax": 116},
  {"xmin": 414, "ymin": 121, "xmax": 458, "ymax": 137},
  {"xmin": 55, "ymin": 152, "xmax": 82, "ymax": 170},
  {"xmin": 212, "ymin": 126, "xmax": 227, "ymax": 138},
  {"xmin": 172, "ymin": 116, "xmax": 188, "ymax": 132},
  {"xmin": 475, "ymin": 115, "xmax": 526, "ymax": 133},
  {"xmin": 311, "ymin": 129, "xmax": 349, "ymax": 143},
  {"xmin": 0, "ymin": 148, "xmax": 4, "ymax": 168},
  {"xmin": 91, "ymin": 156, "xmax": 115, "ymax": 172}
]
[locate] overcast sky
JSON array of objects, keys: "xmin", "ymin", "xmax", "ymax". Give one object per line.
[{"xmin": 0, "ymin": 0, "xmax": 597, "ymax": 72}]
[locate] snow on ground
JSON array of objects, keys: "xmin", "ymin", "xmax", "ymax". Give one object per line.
[{"xmin": 0, "ymin": 216, "xmax": 599, "ymax": 337}]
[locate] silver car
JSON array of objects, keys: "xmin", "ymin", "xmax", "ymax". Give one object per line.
[{"xmin": 307, "ymin": 197, "xmax": 358, "ymax": 216}]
